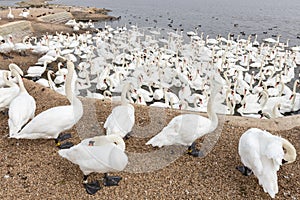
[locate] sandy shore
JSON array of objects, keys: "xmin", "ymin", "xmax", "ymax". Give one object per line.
[
  {"xmin": 0, "ymin": 78, "xmax": 299, "ymax": 199},
  {"xmin": 0, "ymin": 1, "xmax": 299, "ymax": 199}
]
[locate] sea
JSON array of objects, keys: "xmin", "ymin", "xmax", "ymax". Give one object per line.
[
  {"xmin": 53, "ymin": 0, "xmax": 300, "ymax": 46},
  {"xmin": 1, "ymin": 0, "xmax": 300, "ymax": 46}
]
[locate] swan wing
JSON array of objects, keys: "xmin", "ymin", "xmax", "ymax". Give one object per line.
[
  {"xmin": 239, "ymin": 128, "xmax": 281, "ymax": 198},
  {"xmin": 104, "ymin": 105, "xmax": 135, "ymax": 137},
  {"xmin": 238, "ymin": 129, "xmax": 263, "ymax": 173},
  {"xmin": 146, "ymin": 114, "xmax": 211, "ymax": 147},
  {"xmin": 172, "ymin": 114, "xmax": 212, "ymax": 144},
  {"xmin": 263, "ymin": 139, "xmax": 284, "ymax": 170},
  {"xmin": 146, "ymin": 126, "xmax": 180, "ymax": 147},
  {"xmin": 0, "ymin": 87, "xmax": 19, "ymax": 108},
  {"xmin": 257, "ymin": 155, "xmax": 279, "ymax": 198},
  {"xmin": 14, "ymin": 106, "xmax": 75, "ymax": 139},
  {"xmin": 59, "ymin": 142, "xmax": 128, "ymax": 175},
  {"xmin": 8, "ymin": 93, "xmax": 36, "ymax": 136}
]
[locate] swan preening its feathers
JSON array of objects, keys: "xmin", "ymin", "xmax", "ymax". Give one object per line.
[
  {"xmin": 237, "ymin": 128, "xmax": 296, "ymax": 198},
  {"xmin": 58, "ymin": 134, "xmax": 128, "ymax": 194}
]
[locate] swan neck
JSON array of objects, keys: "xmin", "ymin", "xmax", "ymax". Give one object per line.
[
  {"xmin": 207, "ymin": 92, "xmax": 218, "ymax": 132},
  {"xmin": 278, "ymin": 81, "xmax": 285, "ymax": 96},
  {"xmin": 47, "ymin": 71, "xmax": 56, "ymax": 90},
  {"xmin": 260, "ymin": 91, "xmax": 269, "ymax": 108},
  {"xmin": 66, "ymin": 61, "xmax": 75, "ymax": 103},
  {"xmin": 121, "ymin": 83, "xmax": 130, "ymax": 105},
  {"xmin": 13, "ymin": 70, "xmax": 26, "ymax": 92},
  {"xmin": 281, "ymin": 138, "xmax": 296, "ymax": 164},
  {"xmin": 292, "ymin": 80, "xmax": 299, "ymax": 94}
]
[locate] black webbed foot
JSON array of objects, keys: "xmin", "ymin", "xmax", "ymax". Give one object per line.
[
  {"xmin": 57, "ymin": 133, "xmax": 72, "ymax": 141},
  {"xmin": 103, "ymin": 173, "xmax": 122, "ymax": 186},
  {"xmin": 187, "ymin": 142, "xmax": 203, "ymax": 157},
  {"xmin": 57, "ymin": 141, "xmax": 74, "ymax": 149},
  {"xmin": 124, "ymin": 132, "xmax": 132, "ymax": 140},
  {"xmin": 84, "ymin": 180, "xmax": 101, "ymax": 195},
  {"xmin": 236, "ymin": 166, "xmax": 253, "ymax": 176}
]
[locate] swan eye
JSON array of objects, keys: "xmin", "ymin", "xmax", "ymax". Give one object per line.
[
  {"xmin": 114, "ymin": 142, "xmax": 117, "ymax": 145},
  {"xmin": 283, "ymin": 147, "xmax": 287, "ymax": 154},
  {"xmin": 88, "ymin": 141, "xmax": 95, "ymax": 146}
]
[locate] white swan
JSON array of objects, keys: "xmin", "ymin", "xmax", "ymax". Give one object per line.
[
  {"xmin": 58, "ymin": 134, "xmax": 128, "ymax": 194},
  {"xmin": 0, "ymin": 71, "xmax": 20, "ymax": 111},
  {"xmin": 0, "ymin": 63, "xmax": 24, "ymax": 88},
  {"xmin": 19, "ymin": 8, "xmax": 30, "ymax": 18},
  {"xmin": 26, "ymin": 60, "xmax": 51, "ymax": 78},
  {"xmin": 104, "ymin": 82, "xmax": 135, "ymax": 138},
  {"xmin": 11, "ymin": 61, "xmax": 83, "ymax": 148},
  {"xmin": 146, "ymin": 80, "xmax": 221, "ymax": 156},
  {"xmin": 7, "ymin": 7, "xmax": 14, "ymax": 20},
  {"xmin": 8, "ymin": 68, "xmax": 36, "ymax": 136},
  {"xmin": 237, "ymin": 128, "xmax": 296, "ymax": 198},
  {"xmin": 0, "ymin": 35, "xmax": 14, "ymax": 55}
]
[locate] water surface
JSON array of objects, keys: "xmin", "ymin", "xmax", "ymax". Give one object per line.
[{"xmin": 52, "ymin": 0, "xmax": 300, "ymax": 46}]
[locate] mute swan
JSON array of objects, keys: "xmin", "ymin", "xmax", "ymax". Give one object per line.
[
  {"xmin": 0, "ymin": 71, "xmax": 20, "ymax": 111},
  {"xmin": 0, "ymin": 35, "xmax": 14, "ymax": 56},
  {"xmin": 58, "ymin": 134, "xmax": 128, "ymax": 194},
  {"xmin": 19, "ymin": 8, "xmax": 30, "ymax": 18},
  {"xmin": 262, "ymin": 103, "xmax": 284, "ymax": 119},
  {"xmin": 26, "ymin": 60, "xmax": 51, "ymax": 78},
  {"xmin": 104, "ymin": 82, "xmax": 135, "ymax": 139},
  {"xmin": 8, "ymin": 69, "xmax": 36, "ymax": 136},
  {"xmin": 237, "ymin": 128, "xmax": 296, "ymax": 198},
  {"xmin": 146, "ymin": 80, "xmax": 221, "ymax": 157},
  {"xmin": 0, "ymin": 63, "xmax": 23, "ymax": 88},
  {"xmin": 7, "ymin": 7, "xmax": 14, "ymax": 20},
  {"xmin": 11, "ymin": 61, "xmax": 83, "ymax": 149}
]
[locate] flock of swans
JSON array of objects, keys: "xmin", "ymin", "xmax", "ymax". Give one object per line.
[
  {"xmin": 2, "ymin": 23, "xmax": 299, "ymax": 118},
  {"xmin": 0, "ymin": 23, "xmax": 298, "ymax": 197}
]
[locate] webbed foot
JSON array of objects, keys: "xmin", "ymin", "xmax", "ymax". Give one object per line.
[
  {"xmin": 236, "ymin": 166, "xmax": 253, "ymax": 176},
  {"xmin": 83, "ymin": 180, "xmax": 101, "ymax": 195},
  {"xmin": 103, "ymin": 173, "xmax": 122, "ymax": 186},
  {"xmin": 187, "ymin": 142, "xmax": 204, "ymax": 157},
  {"xmin": 57, "ymin": 133, "xmax": 72, "ymax": 141},
  {"xmin": 57, "ymin": 141, "xmax": 74, "ymax": 149}
]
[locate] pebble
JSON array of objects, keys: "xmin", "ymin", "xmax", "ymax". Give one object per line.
[{"xmin": 3, "ymin": 174, "xmax": 10, "ymax": 179}]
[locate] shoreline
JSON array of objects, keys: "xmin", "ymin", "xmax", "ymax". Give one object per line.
[
  {"xmin": 0, "ymin": 1, "xmax": 299, "ymax": 199},
  {"xmin": 0, "ymin": 0, "xmax": 117, "ymax": 41}
]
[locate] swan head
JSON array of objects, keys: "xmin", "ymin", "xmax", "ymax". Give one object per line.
[
  {"xmin": 90, "ymin": 134, "xmax": 126, "ymax": 151},
  {"xmin": 9, "ymin": 63, "xmax": 23, "ymax": 76},
  {"xmin": 281, "ymin": 138, "xmax": 297, "ymax": 164}
]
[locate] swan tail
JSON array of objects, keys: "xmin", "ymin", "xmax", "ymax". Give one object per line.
[
  {"xmin": 146, "ymin": 129, "xmax": 175, "ymax": 147},
  {"xmin": 257, "ymin": 159, "xmax": 279, "ymax": 199},
  {"xmin": 58, "ymin": 148, "xmax": 72, "ymax": 160},
  {"xmin": 259, "ymin": 172, "xmax": 278, "ymax": 198},
  {"xmin": 8, "ymin": 119, "xmax": 21, "ymax": 137}
]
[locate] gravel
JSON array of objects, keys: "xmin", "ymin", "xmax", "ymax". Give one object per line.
[{"xmin": 0, "ymin": 77, "xmax": 299, "ymax": 199}]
